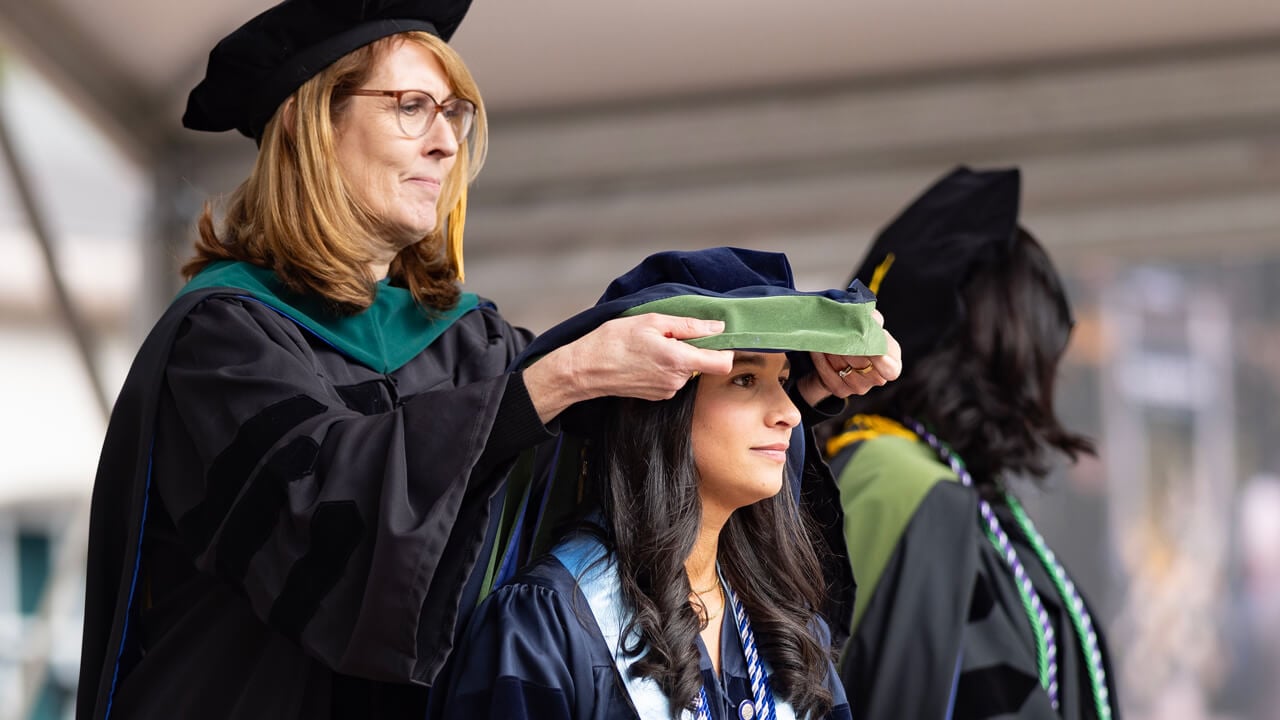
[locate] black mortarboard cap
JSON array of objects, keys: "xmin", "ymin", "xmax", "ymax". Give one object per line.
[
  {"xmin": 850, "ymin": 166, "xmax": 1021, "ymax": 368},
  {"xmin": 184, "ymin": 0, "xmax": 472, "ymax": 140}
]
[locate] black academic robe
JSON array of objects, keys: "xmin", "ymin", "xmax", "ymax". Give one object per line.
[
  {"xmin": 830, "ymin": 433, "xmax": 1122, "ymax": 720},
  {"xmin": 77, "ymin": 279, "xmax": 547, "ymax": 720},
  {"xmin": 432, "ymin": 553, "xmax": 854, "ymax": 720}
]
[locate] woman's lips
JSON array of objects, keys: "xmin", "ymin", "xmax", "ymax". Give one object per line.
[{"xmin": 751, "ymin": 443, "xmax": 789, "ymax": 462}]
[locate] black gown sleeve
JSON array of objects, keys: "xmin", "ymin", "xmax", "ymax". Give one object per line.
[{"xmin": 152, "ymin": 296, "xmax": 538, "ymax": 684}]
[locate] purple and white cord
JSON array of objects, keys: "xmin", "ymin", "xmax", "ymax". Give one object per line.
[
  {"xmin": 1006, "ymin": 495, "xmax": 1113, "ymax": 720},
  {"xmin": 906, "ymin": 418, "xmax": 1060, "ymax": 710}
]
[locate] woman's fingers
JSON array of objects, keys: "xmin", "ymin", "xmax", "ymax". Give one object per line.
[
  {"xmin": 874, "ymin": 326, "xmax": 903, "ymax": 381},
  {"xmin": 822, "ymin": 356, "xmax": 879, "ymax": 397},
  {"xmin": 528, "ymin": 314, "xmax": 734, "ymax": 419},
  {"xmin": 807, "ymin": 322, "xmax": 902, "ymax": 400},
  {"xmin": 650, "ymin": 314, "xmax": 725, "ymax": 341}
]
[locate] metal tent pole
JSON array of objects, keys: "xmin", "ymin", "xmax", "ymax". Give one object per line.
[
  {"xmin": 0, "ymin": 93, "xmax": 110, "ymax": 420},
  {"xmin": 0, "ymin": 66, "xmax": 105, "ymax": 720}
]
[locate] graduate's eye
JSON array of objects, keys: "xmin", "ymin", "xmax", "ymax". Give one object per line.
[
  {"xmin": 731, "ymin": 373, "xmax": 757, "ymax": 388},
  {"xmin": 778, "ymin": 374, "xmax": 791, "ymax": 387}
]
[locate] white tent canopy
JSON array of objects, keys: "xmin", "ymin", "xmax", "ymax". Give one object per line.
[{"xmin": 0, "ymin": 0, "xmax": 1276, "ymax": 163}]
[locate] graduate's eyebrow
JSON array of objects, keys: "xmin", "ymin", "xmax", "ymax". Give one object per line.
[{"xmin": 731, "ymin": 352, "xmax": 791, "ymax": 372}]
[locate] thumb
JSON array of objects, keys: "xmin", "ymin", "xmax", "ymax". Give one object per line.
[{"xmin": 684, "ymin": 346, "xmax": 735, "ymax": 375}]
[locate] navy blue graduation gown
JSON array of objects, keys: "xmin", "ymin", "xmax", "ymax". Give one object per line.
[{"xmin": 432, "ymin": 553, "xmax": 853, "ymax": 720}]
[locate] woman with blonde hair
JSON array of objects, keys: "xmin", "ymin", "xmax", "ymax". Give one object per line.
[{"xmin": 75, "ymin": 3, "xmax": 900, "ymax": 719}]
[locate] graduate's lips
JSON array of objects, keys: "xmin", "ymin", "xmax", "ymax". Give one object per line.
[{"xmin": 751, "ymin": 443, "xmax": 789, "ymax": 462}]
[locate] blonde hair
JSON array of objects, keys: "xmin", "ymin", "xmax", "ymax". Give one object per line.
[{"xmin": 183, "ymin": 31, "xmax": 488, "ymax": 313}]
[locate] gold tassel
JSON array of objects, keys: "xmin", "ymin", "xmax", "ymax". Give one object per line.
[
  {"xmin": 869, "ymin": 252, "xmax": 896, "ymax": 295},
  {"xmin": 447, "ymin": 185, "xmax": 467, "ymax": 282}
]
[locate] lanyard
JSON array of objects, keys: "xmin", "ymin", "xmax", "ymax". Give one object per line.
[{"xmin": 694, "ymin": 580, "xmax": 778, "ymax": 720}]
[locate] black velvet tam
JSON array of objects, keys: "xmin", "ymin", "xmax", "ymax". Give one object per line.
[
  {"xmin": 850, "ymin": 166, "xmax": 1021, "ymax": 368},
  {"xmin": 514, "ymin": 246, "xmax": 878, "ymax": 370},
  {"xmin": 184, "ymin": 0, "xmax": 471, "ymax": 140}
]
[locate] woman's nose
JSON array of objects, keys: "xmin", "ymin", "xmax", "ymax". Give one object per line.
[
  {"xmin": 770, "ymin": 388, "xmax": 801, "ymax": 429},
  {"xmin": 422, "ymin": 115, "xmax": 459, "ymax": 157}
]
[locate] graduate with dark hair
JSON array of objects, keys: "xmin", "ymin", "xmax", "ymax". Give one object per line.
[
  {"xmin": 432, "ymin": 247, "xmax": 889, "ymax": 720},
  {"xmin": 825, "ymin": 167, "xmax": 1122, "ymax": 719}
]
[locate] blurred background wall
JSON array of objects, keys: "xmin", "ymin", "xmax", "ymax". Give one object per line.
[{"xmin": 1, "ymin": 2, "xmax": 1278, "ymax": 718}]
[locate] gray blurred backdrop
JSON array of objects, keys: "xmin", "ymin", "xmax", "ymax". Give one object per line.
[{"xmin": 1, "ymin": 2, "xmax": 1279, "ymax": 718}]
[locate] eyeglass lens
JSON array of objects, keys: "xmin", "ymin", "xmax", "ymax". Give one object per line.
[{"xmin": 397, "ymin": 91, "xmax": 475, "ymax": 140}]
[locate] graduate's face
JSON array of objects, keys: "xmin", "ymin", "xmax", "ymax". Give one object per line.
[
  {"xmin": 691, "ymin": 352, "xmax": 800, "ymax": 518},
  {"xmin": 333, "ymin": 42, "xmax": 459, "ymax": 260}
]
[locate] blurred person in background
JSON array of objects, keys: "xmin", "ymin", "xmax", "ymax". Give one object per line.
[
  {"xmin": 431, "ymin": 247, "xmax": 887, "ymax": 720},
  {"xmin": 823, "ymin": 167, "xmax": 1122, "ymax": 719},
  {"xmin": 1218, "ymin": 474, "xmax": 1280, "ymax": 719},
  {"xmin": 75, "ymin": 2, "xmax": 901, "ymax": 719}
]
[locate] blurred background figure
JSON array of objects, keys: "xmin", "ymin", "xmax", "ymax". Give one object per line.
[
  {"xmin": 1218, "ymin": 475, "xmax": 1280, "ymax": 720},
  {"xmin": 1, "ymin": 2, "xmax": 1279, "ymax": 718}
]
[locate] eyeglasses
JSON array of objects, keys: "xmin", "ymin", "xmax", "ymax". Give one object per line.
[{"xmin": 338, "ymin": 89, "xmax": 476, "ymax": 141}]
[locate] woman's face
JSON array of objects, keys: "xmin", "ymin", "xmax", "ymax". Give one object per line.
[
  {"xmin": 334, "ymin": 41, "xmax": 460, "ymax": 261},
  {"xmin": 691, "ymin": 351, "xmax": 801, "ymax": 519}
]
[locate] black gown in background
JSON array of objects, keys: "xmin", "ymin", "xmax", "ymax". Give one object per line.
[
  {"xmin": 78, "ymin": 272, "xmax": 548, "ymax": 720},
  {"xmin": 830, "ymin": 432, "xmax": 1122, "ymax": 720}
]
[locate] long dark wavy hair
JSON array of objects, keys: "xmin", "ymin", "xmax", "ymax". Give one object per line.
[
  {"xmin": 844, "ymin": 228, "xmax": 1094, "ymax": 496},
  {"xmin": 580, "ymin": 380, "xmax": 834, "ymax": 718}
]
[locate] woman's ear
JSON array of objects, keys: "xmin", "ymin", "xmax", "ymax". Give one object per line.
[{"xmin": 280, "ymin": 97, "xmax": 298, "ymax": 140}]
